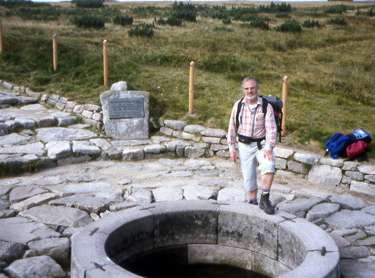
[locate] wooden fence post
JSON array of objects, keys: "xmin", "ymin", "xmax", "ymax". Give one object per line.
[
  {"xmin": 281, "ymin": 76, "xmax": 288, "ymax": 137},
  {"xmin": 53, "ymin": 34, "xmax": 57, "ymax": 71},
  {"xmin": 103, "ymin": 40, "xmax": 108, "ymax": 87},
  {"xmin": 0, "ymin": 19, "xmax": 3, "ymax": 53},
  {"xmin": 189, "ymin": 61, "xmax": 195, "ymax": 115}
]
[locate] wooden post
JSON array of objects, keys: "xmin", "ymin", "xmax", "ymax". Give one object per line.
[
  {"xmin": 103, "ymin": 40, "xmax": 108, "ymax": 87},
  {"xmin": 281, "ymin": 76, "xmax": 288, "ymax": 137},
  {"xmin": 0, "ymin": 19, "xmax": 3, "ymax": 53},
  {"xmin": 53, "ymin": 34, "xmax": 57, "ymax": 71},
  {"xmin": 188, "ymin": 61, "xmax": 195, "ymax": 115}
]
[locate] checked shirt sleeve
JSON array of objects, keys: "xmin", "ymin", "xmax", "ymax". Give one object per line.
[
  {"xmin": 264, "ymin": 103, "xmax": 277, "ymax": 151},
  {"xmin": 227, "ymin": 101, "xmax": 240, "ymax": 153}
]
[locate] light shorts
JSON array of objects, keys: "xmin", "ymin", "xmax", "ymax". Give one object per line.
[{"xmin": 238, "ymin": 141, "xmax": 275, "ymax": 192}]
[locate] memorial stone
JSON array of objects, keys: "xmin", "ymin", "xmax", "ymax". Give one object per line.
[{"xmin": 100, "ymin": 89, "xmax": 149, "ymax": 139}]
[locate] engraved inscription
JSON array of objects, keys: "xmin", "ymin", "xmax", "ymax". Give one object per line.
[{"xmin": 109, "ymin": 98, "xmax": 144, "ymax": 119}]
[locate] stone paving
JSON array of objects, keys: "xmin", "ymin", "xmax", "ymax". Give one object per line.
[{"xmin": 0, "ymin": 86, "xmax": 375, "ymax": 278}]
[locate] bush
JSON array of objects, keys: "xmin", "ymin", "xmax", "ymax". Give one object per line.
[
  {"xmin": 131, "ymin": 6, "xmax": 160, "ymax": 17},
  {"xmin": 324, "ymin": 4, "xmax": 348, "ymax": 14},
  {"xmin": 76, "ymin": 0, "xmax": 103, "ymax": 9},
  {"xmin": 366, "ymin": 7, "xmax": 375, "ymax": 17},
  {"xmin": 327, "ymin": 17, "xmax": 347, "ymax": 26},
  {"xmin": 250, "ymin": 19, "xmax": 269, "ymax": 30},
  {"xmin": 167, "ymin": 15, "xmax": 183, "ymax": 26},
  {"xmin": 259, "ymin": 2, "xmax": 292, "ymax": 13},
  {"xmin": 213, "ymin": 26, "xmax": 233, "ymax": 32},
  {"xmin": 303, "ymin": 19, "xmax": 321, "ymax": 28},
  {"xmin": 222, "ymin": 18, "xmax": 231, "ymax": 25},
  {"xmin": 113, "ymin": 15, "xmax": 133, "ymax": 26},
  {"xmin": 275, "ymin": 12, "xmax": 291, "ymax": 18},
  {"xmin": 275, "ymin": 19, "xmax": 302, "ymax": 33},
  {"xmin": 155, "ymin": 17, "xmax": 167, "ymax": 25},
  {"xmin": 170, "ymin": 2, "xmax": 197, "ymax": 22},
  {"xmin": 128, "ymin": 23, "xmax": 154, "ymax": 38},
  {"xmin": 15, "ymin": 7, "xmax": 60, "ymax": 21},
  {"xmin": 71, "ymin": 15, "xmax": 105, "ymax": 28}
]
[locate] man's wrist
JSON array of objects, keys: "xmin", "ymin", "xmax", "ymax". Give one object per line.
[{"xmin": 264, "ymin": 144, "xmax": 273, "ymax": 151}]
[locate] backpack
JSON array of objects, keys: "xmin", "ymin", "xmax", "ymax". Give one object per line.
[
  {"xmin": 346, "ymin": 141, "xmax": 368, "ymax": 159},
  {"xmin": 347, "ymin": 129, "xmax": 372, "ymax": 144},
  {"xmin": 325, "ymin": 133, "xmax": 352, "ymax": 159},
  {"xmin": 346, "ymin": 129, "xmax": 372, "ymax": 159},
  {"xmin": 235, "ymin": 96, "xmax": 283, "ymax": 142}
]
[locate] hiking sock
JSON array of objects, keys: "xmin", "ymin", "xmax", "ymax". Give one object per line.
[
  {"xmin": 249, "ymin": 198, "xmax": 258, "ymax": 205},
  {"xmin": 261, "ymin": 189, "xmax": 270, "ymax": 195}
]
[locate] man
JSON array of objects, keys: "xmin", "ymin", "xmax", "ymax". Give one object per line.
[{"xmin": 228, "ymin": 77, "xmax": 277, "ymax": 215}]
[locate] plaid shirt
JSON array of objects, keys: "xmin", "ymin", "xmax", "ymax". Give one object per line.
[{"xmin": 228, "ymin": 96, "xmax": 277, "ymax": 153}]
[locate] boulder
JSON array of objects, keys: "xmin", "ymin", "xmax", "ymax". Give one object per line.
[
  {"xmin": 4, "ymin": 255, "xmax": 66, "ymax": 278},
  {"xmin": 307, "ymin": 165, "xmax": 342, "ymax": 187}
]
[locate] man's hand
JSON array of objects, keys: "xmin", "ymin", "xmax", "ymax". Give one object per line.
[
  {"xmin": 230, "ymin": 152, "xmax": 237, "ymax": 163},
  {"xmin": 263, "ymin": 149, "xmax": 274, "ymax": 161}
]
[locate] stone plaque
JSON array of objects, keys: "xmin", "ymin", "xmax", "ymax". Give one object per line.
[
  {"xmin": 109, "ymin": 98, "xmax": 144, "ymax": 119},
  {"xmin": 100, "ymin": 89, "xmax": 149, "ymax": 140}
]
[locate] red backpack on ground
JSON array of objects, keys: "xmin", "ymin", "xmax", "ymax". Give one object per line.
[{"xmin": 346, "ymin": 141, "xmax": 368, "ymax": 158}]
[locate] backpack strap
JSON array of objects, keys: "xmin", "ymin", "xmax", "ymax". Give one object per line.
[
  {"xmin": 261, "ymin": 96, "xmax": 268, "ymax": 115},
  {"xmin": 236, "ymin": 96, "xmax": 281, "ymax": 143},
  {"xmin": 261, "ymin": 96, "xmax": 282, "ymax": 142},
  {"xmin": 235, "ymin": 97, "xmax": 244, "ymax": 133}
]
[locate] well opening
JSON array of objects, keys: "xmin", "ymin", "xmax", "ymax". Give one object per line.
[{"xmin": 71, "ymin": 200, "xmax": 340, "ymax": 278}]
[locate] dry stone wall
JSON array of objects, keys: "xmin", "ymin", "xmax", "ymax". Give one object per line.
[
  {"xmin": 1, "ymin": 80, "xmax": 374, "ymax": 197},
  {"xmin": 159, "ymin": 119, "xmax": 375, "ymax": 197}
]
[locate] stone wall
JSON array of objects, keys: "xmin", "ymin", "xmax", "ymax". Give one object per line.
[
  {"xmin": 1, "ymin": 80, "xmax": 374, "ymax": 196},
  {"xmin": 0, "ymin": 81, "xmax": 104, "ymax": 129},
  {"xmin": 159, "ymin": 119, "xmax": 375, "ymax": 197}
]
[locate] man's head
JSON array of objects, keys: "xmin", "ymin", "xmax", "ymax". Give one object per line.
[{"xmin": 241, "ymin": 77, "xmax": 259, "ymax": 102}]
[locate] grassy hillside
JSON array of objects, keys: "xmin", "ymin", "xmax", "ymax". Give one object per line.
[{"xmin": 1, "ymin": 1, "xmax": 375, "ymax": 156}]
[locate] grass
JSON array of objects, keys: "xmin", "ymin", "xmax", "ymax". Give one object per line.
[{"xmin": 1, "ymin": 1, "xmax": 375, "ymax": 157}]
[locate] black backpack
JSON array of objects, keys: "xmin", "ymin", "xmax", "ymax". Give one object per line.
[{"xmin": 235, "ymin": 96, "xmax": 283, "ymax": 142}]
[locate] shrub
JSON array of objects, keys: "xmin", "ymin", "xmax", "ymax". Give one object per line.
[
  {"xmin": 324, "ymin": 4, "xmax": 348, "ymax": 14},
  {"xmin": 155, "ymin": 17, "xmax": 167, "ymax": 25},
  {"xmin": 154, "ymin": 15, "xmax": 182, "ymax": 26},
  {"xmin": 170, "ymin": 10, "xmax": 196, "ymax": 22},
  {"xmin": 250, "ymin": 19, "xmax": 269, "ymax": 30},
  {"xmin": 71, "ymin": 15, "xmax": 105, "ymax": 28},
  {"xmin": 170, "ymin": 1, "xmax": 197, "ymax": 22},
  {"xmin": 167, "ymin": 15, "xmax": 183, "ymax": 26},
  {"xmin": 16, "ymin": 7, "xmax": 60, "ymax": 21},
  {"xmin": 222, "ymin": 18, "xmax": 231, "ymax": 25},
  {"xmin": 303, "ymin": 19, "xmax": 321, "ymax": 28},
  {"xmin": 213, "ymin": 26, "xmax": 233, "ymax": 32},
  {"xmin": 275, "ymin": 19, "xmax": 302, "ymax": 33},
  {"xmin": 131, "ymin": 6, "xmax": 160, "ymax": 17},
  {"xmin": 259, "ymin": 2, "xmax": 292, "ymax": 13},
  {"xmin": 113, "ymin": 15, "xmax": 133, "ymax": 26},
  {"xmin": 76, "ymin": 0, "xmax": 103, "ymax": 9},
  {"xmin": 128, "ymin": 23, "xmax": 154, "ymax": 38},
  {"xmin": 366, "ymin": 7, "xmax": 375, "ymax": 16},
  {"xmin": 275, "ymin": 12, "xmax": 291, "ymax": 18},
  {"xmin": 327, "ymin": 17, "xmax": 347, "ymax": 26}
]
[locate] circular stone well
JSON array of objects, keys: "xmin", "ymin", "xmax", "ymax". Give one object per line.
[{"xmin": 71, "ymin": 200, "xmax": 340, "ymax": 278}]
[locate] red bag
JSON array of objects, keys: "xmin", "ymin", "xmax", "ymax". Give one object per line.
[{"xmin": 346, "ymin": 141, "xmax": 367, "ymax": 158}]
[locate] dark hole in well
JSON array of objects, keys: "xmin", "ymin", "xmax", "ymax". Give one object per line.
[{"xmin": 121, "ymin": 246, "xmax": 270, "ymax": 278}]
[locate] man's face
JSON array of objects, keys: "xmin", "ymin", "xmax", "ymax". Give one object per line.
[{"xmin": 242, "ymin": 80, "xmax": 258, "ymax": 101}]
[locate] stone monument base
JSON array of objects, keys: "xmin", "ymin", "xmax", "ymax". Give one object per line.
[{"xmin": 100, "ymin": 90, "xmax": 149, "ymax": 140}]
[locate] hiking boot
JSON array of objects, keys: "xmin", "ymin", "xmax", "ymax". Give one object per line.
[{"xmin": 259, "ymin": 193, "xmax": 275, "ymax": 215}]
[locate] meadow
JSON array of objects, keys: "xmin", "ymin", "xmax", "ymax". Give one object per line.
[{"xmin": 1, "ymin": 0, "xmax": 375, "ymax": 156}]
